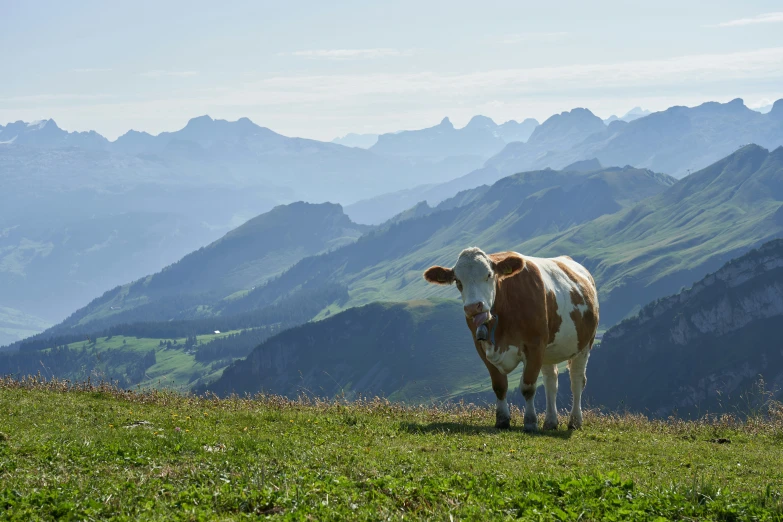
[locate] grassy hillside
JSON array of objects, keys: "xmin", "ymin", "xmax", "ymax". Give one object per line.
[
  {"xmin": 39, "ymin": 165, "xmax": 670, "ymax": 340},
  {"xmin": 531, "ymin": 144, "xmax": 783, "ymax": 323},
  {"xmin": 41, "ymin": 202, "xmax": 365, "ymax": 333},
  {"xmin": 228, "ymin": 165, "xmax": 674, "ymax": 323},
  {"xmin": 207, "ymin": 299, "xmax": 508, "ymax": 403},
  {"xmin": 0, "ymin": 329, "xmax": 259, "ymax": 391},
  {"xmin": 1, "ymin": 378, "xmax": 782, "ymax": 520}
]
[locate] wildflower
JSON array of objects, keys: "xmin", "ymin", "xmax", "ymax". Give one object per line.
[
  {"xmin": 186, "ymin": 416, "xmax": 191, "ymax": 420},
  {"xmin": 109, "ymin": 424, "xmax": 114, "ymax": 428},
  {"xmin": 185, "ymin": 429, "xmax": 190, "ymax": 433},
  {"xmin": 175, "ymin": 427, "xmax": 181, "ymax": 432},
  {"xmin": 243, "ymin": 427, "xmax": 248, "ymax": 431},
  {"xmin": 172, "ymin": 414, "xmax": 178, "ymax": 418},
  {"xmin": 290, "ymin": 419, "xmax": 294, "ymax": 423}
]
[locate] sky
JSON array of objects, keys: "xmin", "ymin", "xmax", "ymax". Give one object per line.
[{"xmin": 1, "ymin": 0, "xmax": 782, "ymax": 141}]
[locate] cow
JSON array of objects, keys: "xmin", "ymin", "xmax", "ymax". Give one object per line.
[{"xmin": 423, "ymin": 247, "xmax": 599, "ymax": 432}]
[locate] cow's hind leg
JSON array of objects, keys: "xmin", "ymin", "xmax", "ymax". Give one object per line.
[
  {"xmin": 542, "ymin": 363, "xmax": 559, "ymax": 430},
  {"xmin": 568, "ymin": 349, "xmax": 590, "ymax": 430}
]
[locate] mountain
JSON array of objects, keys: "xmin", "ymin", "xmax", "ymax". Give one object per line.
[
  {"xmin": 357, "ymin": 98, "xmax": 783, "ymax": 225},
  {"xmin": 204, "ymin": 299, "xmax": 497, "ymax": 402},
  {"xmin": 621, "ymin": 107, "xmax": 652, "ymax": 122},
  {"xmin": 486, "ymin": 108, "xmax": 607, "ymax": 175},
  {"xmin": 586, "ymin": 239, "xmax": 783, "ymax": 417},
  {"xmin": 128, "ymin": 144, "xmax": 782, "ymax": 338},
  {"xmin": 34, "ymin": 202, "xmax": 367, "ymax": 335},
  {"xmin": 331, "ymin": 133, "xmax": 379, "ymax": 148},
  {"xmin": 370, "ymin": 115, "xmax": 539, "ymax": 161},
  {"xmin": 497, "ymin": 118, "xmax": 540, "ymax": 143},
  {"xmin": 531, "ymin": 144, "xmax": 783, "ymax": 325},
  {"xmin": 344, "ymin": 157, "xmax": 603, "ymax": 226},
  {"xmin": 195, "ymin": 166, "xmax": 675, "ymax": 322},
  {"xmin": 558, "ymin": 98, "xmax": 783, "ymax": 179},
  {"xmin": 0, "ymin": 119, "xmax": 108, "ymax": 149},
  {"xmin": 753, "ymin": 103, "xmax": 774, "ymax": 114},
  {"xmin": 0, "ymin": 114, "xmax": 493, "ymax": 334},
  {"xmin": 0, "ymin": 212, "xmax": 220, "ymax": 325},
  {"xmin": 32, "ymin": 165, "xmax": 673, "ymax": 340},
  {"xmin": 603, "ymin": 107, "xmax": 651, "ymax": 125}
]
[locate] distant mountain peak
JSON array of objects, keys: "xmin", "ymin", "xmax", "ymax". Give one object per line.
[
  {"xmin": 465, "ymin": 115, "xmax": 496, "ymax": 129},
  {"xmin": 185, "ymin": 115, "xmax": 214, "ymax": 127},
  {"xmin": 27, "ymin": 119, "xmax": 57, "ymax": 130},
  {"xmin": 769, "ymin": 99, "xmax": 783, "ymax": 118},
  {"xmin": 438, "ymin": 117, "xmax": 454, "ymax": 128}
]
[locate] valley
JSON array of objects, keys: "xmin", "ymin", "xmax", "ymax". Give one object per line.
[{"xmin": 2, "ymin": 100, "xmax": 783, "ymax": 419}]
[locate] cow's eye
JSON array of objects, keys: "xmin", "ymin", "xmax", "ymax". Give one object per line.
[
  {"xmin": 455, "ymin": 280, "xmax": 463, "ymax": 292},
  {"xmin": 486, "ymin": 273, "xmax": 491, "ymax": 281}
]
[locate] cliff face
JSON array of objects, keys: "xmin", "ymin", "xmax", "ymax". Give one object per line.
[{"xmin": 587, "ymin": 239, "xmax": 783, "ymax": 417}]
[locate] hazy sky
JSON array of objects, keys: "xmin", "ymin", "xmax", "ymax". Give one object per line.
[{"xmin": 2, "ymin": 1, "xmax": 782, "ymax": 141}]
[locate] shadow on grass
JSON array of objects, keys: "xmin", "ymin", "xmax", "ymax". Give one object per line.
[{"xmin": 400, "ymin": 422, "xmax": 574, "ymax": 439}]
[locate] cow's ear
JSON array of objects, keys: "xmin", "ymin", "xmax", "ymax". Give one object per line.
[
  {"xmin": 492, "ymin": 254, "xmax": 525, "ymax": 279},
  {"xmin": 423, "ymin": 266, "xmax": 455, "ymax": 285}
]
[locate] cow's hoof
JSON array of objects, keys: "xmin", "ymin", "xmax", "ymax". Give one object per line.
[
  {"xmin": 495, "ymin": 416, "xmax": 511, "ymax": 430},
  {"xmin": 523, "ymin": 422, "xmax": 538, "ymax": 433},
  {"xmin": 543, "ymin": 419, "xmax": 559, "ymax": 431}
]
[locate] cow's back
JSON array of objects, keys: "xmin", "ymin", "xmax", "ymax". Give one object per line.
[{"xmin": 522, "ymin": 254, "xmax": 599, "ymax": 363}]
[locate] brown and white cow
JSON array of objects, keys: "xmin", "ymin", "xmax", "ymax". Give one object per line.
[{"xmin": 424, "ymin": 247, "xmax": 599, "ymax": 432}]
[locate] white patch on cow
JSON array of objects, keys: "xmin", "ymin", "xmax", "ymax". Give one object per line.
[
  {"xmin": 496, "ymin": 398, "xmax": 510, "ymax": 420},
  {"xmin": 481, "ymin": 340, "xmax": 525, "ymax": 375},
  {"xmin": 541, "ymin": 363, "xmax": 559, "ymax": 429},
  {"xmin": 520, "ymin": 380, "xmax": 538, "ymax": 430},
  {"xmin": 453, "ymin": 248, "xmax": 496, "ymax": 313},
  {"xmin": 525, "ymin": 256, "xmax": 588, "ymax": 365},
  {"xmin": 568, "ymin": 349, "xmax": 590, "ymax": 429}
]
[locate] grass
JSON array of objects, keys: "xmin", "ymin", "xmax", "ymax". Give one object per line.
[{"xmin": 2, "ymin": 377, "xmax": 782, "ymax": 520}]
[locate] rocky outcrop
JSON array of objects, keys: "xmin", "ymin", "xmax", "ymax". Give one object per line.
[{"xmin": 587, "ymin": 239, "xmax": 783, "ymax": 417}]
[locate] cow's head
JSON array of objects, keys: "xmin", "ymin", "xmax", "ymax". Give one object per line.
[{"xmin": 423, "ymin": 247, "xmax": 525, "ymax": 327}]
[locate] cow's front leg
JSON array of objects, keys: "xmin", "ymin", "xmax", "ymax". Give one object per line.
[
  {"xmin": 520, "ymin": 348, "xmax": 543, "ymax": 432},
  {"xmin": 488, "ymin": 365, "xmax": 510, "ymax": 429},
  {"xmin": 475, "ymin": 339, "xmax": 513, "ymax": 429}
]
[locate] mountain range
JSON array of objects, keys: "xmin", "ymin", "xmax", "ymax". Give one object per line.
[
  {"xmin": 0, "ymin": 114, "xmax": 508, "ymax": 337},
  {"xmin": 4, "ymin": 141, "xmax": 783, "ymax": 418},
  {"xmin": 3, "ymin": 97, "xmax": 783, "ymax": 353},
  {"xmin": 205, "ymin": 237, "xmax": 783, "ymax": 411},
  {"xmin": 370, "ymin": 116, "xmax": 539, "ymax": 161},
  {"xmin": 346, "ymin": 98, "xmax": 783, "ymax": 224},
  {"xmin": 33, "ymin": 163, "xmax": 675, "ymax": 339}
]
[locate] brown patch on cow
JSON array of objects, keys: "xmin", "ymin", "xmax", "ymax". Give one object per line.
[
  {"xmin": 554, "ymin": 259, "xmax": 599, "ymax": 351},
  {"xmin": 423, "ymin": 265, "xmax": 455, "ymax": 285},
  {"xmin": 546, "ymin": 290, "xmax": 562, "ymax": 345},
  {"xmin": 480, "ymin": 254, "xmax": 548, "ymax": 383},
  {"xmin": 570, "ymin": 288, "xmax": 585, "ymax": 306},
  {"xmin": 490, "ymin": 252, "xmax": 525, "ymax": 279}
]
